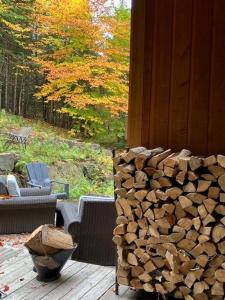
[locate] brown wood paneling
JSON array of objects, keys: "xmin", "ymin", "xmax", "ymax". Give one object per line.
[
  {"xmin": 149, "ymin": 0, "xmax": 174, "ymax": 149},
  {"xmin": 141, "ymin": 0, "xmax": 155, "ymax": 147},
  {"xmin": 168, "ymin": 0, "xmax": 193, "ymax": 150},
  {"xmin": 187, "ymin": 0, "xmax": 213, "ymax": 155},
  {"xmin": 128, "ymin": 0, "xmax": 225, "ymax": 155},
  {"xmin": 208, "ymin": 0, "xmax": 225, "ymax": 154},
  {"xmin": 127, "ymin": 0, "xmax": 146, "ymax": 147}
]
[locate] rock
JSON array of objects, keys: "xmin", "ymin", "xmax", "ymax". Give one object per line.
[
  {"xmin": 82, "ymin": 161, "xmax": 99, "ymax": 180},
  {"xmin": 61, "ymin": 139, "xmax": 84, "ymax": 149},
  {"xmin": 48, "ymin": 160, "xmax": 83, "ymax": 181},
  {"xmin": 0, "ymin": 153, "xmax": 17, "ymax": 172},
  {"xmin": 62, "ymin": 139, "xmax": 102, "ymax": 152},
  {"xmin": 91, "ymin": 143, "xmax": 101, "ymax": 152}
]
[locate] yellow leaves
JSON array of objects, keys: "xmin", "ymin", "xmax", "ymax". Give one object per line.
[
  {"xmin": 33, "ymin": 0, "xmax": 130, "ymax": 117},
  {"xmin": 1, "ymin": 19, "xmax": 27, "ymax": 33}
]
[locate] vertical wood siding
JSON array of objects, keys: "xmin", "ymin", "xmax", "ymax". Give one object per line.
[{"xmin": 128, "ymin": 0, "xmax": 225, "ymax": 155}]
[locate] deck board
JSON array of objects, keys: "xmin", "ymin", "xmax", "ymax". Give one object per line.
[{"xmin": 0, "ymin": 247, "xmax": 163, "ymax": 300}]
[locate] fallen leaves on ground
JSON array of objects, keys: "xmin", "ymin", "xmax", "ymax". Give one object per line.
[
  {"xmin": 0, "ymin": 234, "xmax": 29, "ymax": 249},
  {"xmin": 3, "ymin": 285, "xmax": 9, "ymax": 292}
]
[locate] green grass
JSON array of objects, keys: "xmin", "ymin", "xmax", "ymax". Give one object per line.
[{"xmin": 0, "ymin": 110, "xmax": 114, "ymax": 200}]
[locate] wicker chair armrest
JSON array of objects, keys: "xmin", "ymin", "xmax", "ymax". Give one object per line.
[
  {"xmin": 0, "ymin": 195, "xmax": 57, "ymax": 210},
  {"xmin": 27, "ymin": 181, "xmax": 43, "ymax": 188},
  {"xmin": 20, "ymin": 187, "xmax": 51, "ymax": 197},
  {"xmin": 51, "ymin": 180, "xmax": 67, "ymax": 185}
]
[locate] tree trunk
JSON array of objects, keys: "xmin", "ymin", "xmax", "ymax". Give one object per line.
[
  {"xmin": 4, "ymin": 56, "xmax": 9, "ymax": 111},
  {"xmin": 18, "ymin": 78, "xmax": 24, "ymax": 116},
  {"xmin": 13, "ymin": 71, "xmax": 18, "ymax": 114}
]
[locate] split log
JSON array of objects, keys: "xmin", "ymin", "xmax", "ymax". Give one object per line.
[
  {"xmin": 166, "ymin": 187, "xmax": 183, "ymax": 200},
  {"xmin": 196, "ymin": 180, "xmax": 211, "ymax": 192},
  {"xmin": 164, "ymin": 149, "xmax": 191, "ymax": 168},
  {"xmin": 217, "ymin": 154, "xmax": 225, "ymax": 168},
  {"xmin": 122, "ymin": 177, "xmax": 135, "ymax": 189},
  {"xmin": 124, "ymin": 147, "xmax": 147, "ymax": 163},
  {"xmin": 135, "ymin": 147, "xmax": 164, "ymax": 170},
  {"xmin": 179, "ymin": 196, "xmax": 192, "ymax": 209},
  {"xmin": 208, "ymin": 165, "xmax": 225, "ymax": 178},
  {"xmin": 176, "ymin": 171, "xmax": 186, "ymax": 185},
  {"xmin": 218, "ymin": 174, "xmax": 225, "ymax": 192},
  {"xmin": 204, "ymin": 155, "xmax": 217, "ymax": 167},
  {"xmin": 127, "ymin": 252, "xmax": 138, "ymax": 266},
  {"xmin": 134, "ymin": 189, "xmax": 148, "ymax": 202},
  {"xmin": 187, "ymin": 171, "xmax": 198, "ymax": 181},
  {"xmin": 183, "ymin": 182, "xmax": 196, "ymax": 193},
  {"xmin": 25, "ymin": 225, "xmax": 74, "ymax": 256},
  {"xmin": 148, "ymin": 149, "xmax": 172, "ymax": 168},
  {"xmin": 189, "ymin": 156, "xmax": 203, "ymax": 171}
]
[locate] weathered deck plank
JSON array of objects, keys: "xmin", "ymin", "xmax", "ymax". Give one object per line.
[
  {"xmin": 0, "ymin": 247, "xmax": 157, "ymax": 300},
  {"xmin": 80, "ymin": 270, "xmax": 115, "ymax": 300}
]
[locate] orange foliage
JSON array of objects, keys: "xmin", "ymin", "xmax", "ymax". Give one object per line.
[{"xmin": 33, "ymin": 0, "xmax": 129, "ymax": 117}]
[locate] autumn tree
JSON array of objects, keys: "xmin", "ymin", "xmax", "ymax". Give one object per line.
[
  {"xmin": 0, "ymin": 0, "xmax": 130, "ymax": 144},
  {"xmin": 34, "ymin": 0, "xmax": 130, "ymax": 142}
]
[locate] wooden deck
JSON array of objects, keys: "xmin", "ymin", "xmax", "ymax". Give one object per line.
[{"xmin": 0, "ymin": 247, "xmax": 162, "ymax": 300}]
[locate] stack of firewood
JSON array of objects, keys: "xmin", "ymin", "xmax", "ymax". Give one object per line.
[{"xmin": 113, "ymin": 147, "xmax": 225, "ymax": 299}]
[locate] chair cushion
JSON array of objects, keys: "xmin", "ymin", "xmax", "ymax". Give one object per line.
[{"xmin": 6, "ymin": 175, "xmax": 21, "ymax": 197}]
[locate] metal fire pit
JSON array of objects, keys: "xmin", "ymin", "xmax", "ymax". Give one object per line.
[{"xmin": 30, "ymin": 246, "xmax": 77, "ymax": 282}]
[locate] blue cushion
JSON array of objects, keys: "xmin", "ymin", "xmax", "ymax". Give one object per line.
[{"xmin": 6, "ymin": 175, "xmax": 21, "ymax": 197}]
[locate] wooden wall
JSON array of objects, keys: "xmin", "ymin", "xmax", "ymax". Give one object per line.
[{"xmin": 128, "ymin": 0, "xmax": 225, "ymax": 155}]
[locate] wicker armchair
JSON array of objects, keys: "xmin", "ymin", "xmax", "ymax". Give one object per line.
[
  {"xmin": 0, "ymin": 194, "xmax": 57, "ymax": 234},
  {"xmin": 57, "ymin": 196, "xmax": 116, "ymax": 266}
]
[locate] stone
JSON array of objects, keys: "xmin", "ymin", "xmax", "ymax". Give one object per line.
[
  {"xmin": 0, "ymin": 153, "xmax": 17, "ymax": 172},
  {"xmin": 49, "ymin": 160, "xmax": 83, "ymax": 181}
]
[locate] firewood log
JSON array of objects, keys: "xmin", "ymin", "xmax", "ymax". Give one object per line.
[
  {"xmin": 183, "ymin": 182, "xmax": 196, "ymax": 193},
  {"xmin": 189, "ymin": 156, "xmax": 203, "ymax": 171},
  {"xmin": 179, "ymin": 196, "xmax": 192, "ymax": 209},
  {"xmin": 204, "ymin": 155, "xmax": 217, "ymax": 167},
  {"xmin": 115, "ymin": 188, "xmax": 127, "ymax": 198},
  {"xmin": 208, "ymin": 165, "xmax": 225, "ymax": 178},
  {"xmin": 117, "ymin": 198, "xmax": 132, "ymax": 216},
  {"xmin": 218, "ymin": 174, "xmax": 225, "ymax": 192},
  {"xmin": 217, "ymin": 154, "xmax": 225, "ymax": 168},
  {"xmin": 208, "ymin": 186, "xmax": 220, "ymax": 199},
  {"xmin": 164, "ymin": 149, "xmax": 191, "ymax": 168},
  {"xmin": 187, "ymin": 171, "xmax": 198, "ymax": 181},
  {"xmin": 124, "ymin": 147, "xmax": 147, "ymax": 163},
  {"xmin": 164, "ymin": 166, "xmax": 177, "ymax": 177},
  {"xmin": 113, "ymin": 224, "xmax": 126, "ymax": 235},
  {"xmin": 148, "ymin": 149, "xmax": 172, "ymax": 168},
  {"xmin": 197, "ymin": 180, "xmax": 211, "ymax": 192},
  {"xmin": 158, "ymin": 177, "xmax": 172, "ymax": 187},
  {"xmin": 134, "ymin": 189, "xmax": 148, "ymax": 201},
  {"xmin": 122, "ymin": 177, "xmax": 135, "ymax": 189},
  {"xmin": 176, "ymin": 171, "xmax": 186, "ymax": 185},
  {"xmin": 127, "ymin": 252, "xmax": 138, "ymax": 266},
  {"xmin": 166, "ymin": 187, "xmax": 183, "ymax": 200},
  {"xmin": 135, "ymin": 147, "xmax": 164, "ymax": 170}
]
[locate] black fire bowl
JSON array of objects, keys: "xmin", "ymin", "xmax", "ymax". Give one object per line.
[{"xmin": 30, "ymin": 246, "xmax": 77, "ymax": 283}]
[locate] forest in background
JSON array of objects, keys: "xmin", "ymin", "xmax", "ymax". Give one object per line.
[{"xmin": 0, "ymin": 0, "xmax": 130, "ymax": 145}]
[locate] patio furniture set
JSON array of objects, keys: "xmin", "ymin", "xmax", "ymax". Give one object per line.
[{"xmin": 0, "ymin": 162, "xmax": 116, "ymax": 267}]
